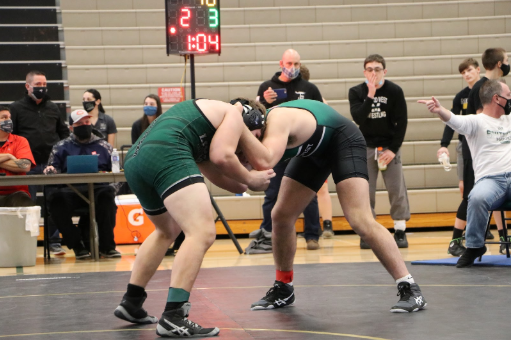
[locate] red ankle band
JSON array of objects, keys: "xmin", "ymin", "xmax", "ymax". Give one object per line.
[{"xmin": 276, "ymin": 270, "xmax": 293, "ymax": 284}]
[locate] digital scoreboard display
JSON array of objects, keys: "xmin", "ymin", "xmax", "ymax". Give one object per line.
[{"xmin": 165, "ymin": 0, "xmax": 221, "ymax": 55}]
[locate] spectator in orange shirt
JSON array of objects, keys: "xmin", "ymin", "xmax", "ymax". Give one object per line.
[{"xmin": 0, "ymin": 106, "xmax": 36, "ymax": 207}]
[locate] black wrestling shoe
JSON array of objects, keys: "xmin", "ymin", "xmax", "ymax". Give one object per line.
[
  {"xmin": 447, "ymin": 238, "xmax": 466, "ymax": 257},
  {"xmin": 322, "ymin": 220, "xmax": 334, "ymax": 239},
  {"xmin": 390, "ymin": 282, "xmax": 427, "ymax": 313},
  {"xmin": 360, "ymin": 237, "xmax": 371, "ymax": 249},
  {"xmin": 394, "ymin": 230, "xmax": 409, "ymax": 248},
  {"xmin": 156, "ymin": 302, "xmax": 219, "ymax": 338},
  {"xmin": 114, "ymin": 293, "xmax": 158, "ymax": 324},
  {"xmin": 456, "ymin": 246, "xmax": 487, "ymax": 268},
  {"xmin": 251, "ymin": 280, "xmax": 295, "ymax": 310}
]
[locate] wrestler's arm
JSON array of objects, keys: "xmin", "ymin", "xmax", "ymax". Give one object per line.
[
  {"xmin": 209, "ymin": 102, "xmax": 275, "ymax": 191},
  {"xmin": 198, "ymin": 161, "xmax": 248, "ymax": 194},
  {"xmin": 239, "ymin": 113, "xmax": 289, "ymax": 170},
  {"xmin": 209, "ymin": 103, "xmax": 256, "ymax": 185}
]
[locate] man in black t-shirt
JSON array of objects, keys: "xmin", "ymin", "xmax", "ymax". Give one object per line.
[
  {"xmin": 436, "ymin": 58, "xmax": 480, "ymax": 256},
  {"xmin": 349, "ymin": 54, "xmax": 410, "ymax": 249},
  {"xmin": 253, "ymin": 49, "xmax": 324, "ymax": 252}
]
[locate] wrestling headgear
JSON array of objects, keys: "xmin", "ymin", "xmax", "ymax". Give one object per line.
[{"xmin": 229, "ymin": 98, "xmax": 264, "ymax": 131}]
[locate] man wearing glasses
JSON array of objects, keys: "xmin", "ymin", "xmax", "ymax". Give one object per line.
[{"xmin": 349, "ymin": 54, "xmax": 410, "ymax": 249}]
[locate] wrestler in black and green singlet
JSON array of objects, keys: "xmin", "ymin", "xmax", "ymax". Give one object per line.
[
  {"xmin": 270, "ymin": 99, "xmax": 369, "ymax": 191},
  {"xmin": 124, "ymin": 99, "xmax": 215, "ymax": 215}
]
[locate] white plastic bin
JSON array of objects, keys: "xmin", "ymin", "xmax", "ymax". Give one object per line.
[{"xmin": 0, "ymin": 206, "xmax": 41, "ymax": 267}]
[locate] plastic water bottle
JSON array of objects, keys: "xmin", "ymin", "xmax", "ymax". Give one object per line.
[
  {"xmin": 111, "ymin": 148, "xmax": 120, "ymax": 173},
  {"xmin": 377, "ymin": 147, "xmax": 387, "ymax": 171},
  {"xmin": 438, "ymin": 152, "xmax": 452, "ymax": 172}
]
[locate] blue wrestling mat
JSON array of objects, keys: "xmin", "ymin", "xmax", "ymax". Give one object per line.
[{"xmin": 412, "ymin": 255, "xmax": 511, "ymax": 267}]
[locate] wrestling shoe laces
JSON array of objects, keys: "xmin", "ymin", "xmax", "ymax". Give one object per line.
[
  {"xmin": 390, "ymin": 282, "xmax": 427, "ymax": 313},
  {"xmin": 156, "ymin": 302, "xmax": 219, "ymax": 338},
  {"xmin": 251, "ymin": 280, "xmax": 295, "ymax": 310}
]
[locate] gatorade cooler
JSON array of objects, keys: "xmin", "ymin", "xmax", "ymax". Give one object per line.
[
  {"xmin": 0, "ymin": 206, "xmax": 41, "ymax": 267},
  {"xmin": 115, "ymin": 195, "xmax": 155, "ymax": 244}
]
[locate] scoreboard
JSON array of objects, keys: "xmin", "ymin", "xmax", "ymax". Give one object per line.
[{"xmin": 165, "ymin": 0, "xmax": 221, "ymax": 55}]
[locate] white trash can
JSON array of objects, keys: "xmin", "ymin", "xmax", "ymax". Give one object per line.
[{"xmin": 0, "ymin": 206, "xmax": 41, "ymax": 267}]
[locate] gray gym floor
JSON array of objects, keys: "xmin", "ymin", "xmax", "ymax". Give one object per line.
[{"xmin": 0, "ymin": 263, "xmax": 509, "ymax": 339}]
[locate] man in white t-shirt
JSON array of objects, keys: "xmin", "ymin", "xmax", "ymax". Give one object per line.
[{"xmin": 419, "ymin": 79, "xmax": 511, "ymax": 268}]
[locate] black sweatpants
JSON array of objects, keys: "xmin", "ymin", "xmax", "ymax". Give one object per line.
[{"xmin": 48, "ymin": 185, "xmax": 117, "ymax": 251}]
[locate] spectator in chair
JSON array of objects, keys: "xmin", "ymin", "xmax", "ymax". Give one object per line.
[
  {"xmin": 44, "ymin": 109, "xmax": 120, "ymax": 259},
  {"xmin": 255, "ymin": 49, "xmax": 324, "ymax": 251},
  {"xmin": 76, "ymin": 89, "xmax": 117, "ymax": 146},
  {"xmin": 131, "ymin": 94, "xmax": 163, "ymax": 144},
  {"xmin": 10, "ymin": 70, "xmax": 70, "ymax": 255},
  {"xmin": 0, "ymin": 106, "xmax": 36, "ymax": 207},
  {"xmin": 419, "ymin": 79, "xmax": 511, "ymax": 268},
  {"xmin": 461, "ymin": 48, "xmax": 510, "ymax": 246},
  {"xmin": 349, "ymin": 54, "xmax": 410, "ymax": 249}
]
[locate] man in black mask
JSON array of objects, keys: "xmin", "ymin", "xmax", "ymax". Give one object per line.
[
  {"xmin": 9, "ymin": 70, "xmax": 70, "ymax": 255},
  {"xmin": 419, "ymin": 79, "xmax": 511, "ymax": 267},
  {"xmin": 43, "ymin": 109, "xmax": 120, "ymax": 259}
]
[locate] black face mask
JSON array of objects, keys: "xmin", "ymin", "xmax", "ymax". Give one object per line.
[
  {"xmin": 82, "ymin": 101, "xmax": 96, "ymax": 113},
  {"xmin": 73, "ymin": 125, "xmax": 93, "ymax": 140},
  {"xmin": 31, "ymin": 87, "xmax": 47, "ymax": 100},
  {"xmin": 0, "ymin": 119, "xmax": 13, "ymax": 133},
  {"xmin": 497, "ymin": 95, "xmax": 511, "ymax": 115},
  {"xmin": 500, "ymin": 63, "xmax": 510, "ymax": 77}
]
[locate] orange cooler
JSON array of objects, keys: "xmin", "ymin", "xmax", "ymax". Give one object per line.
[{"xmin": 115, "ymin": 195, "xmax": 155, "ymax": 244}]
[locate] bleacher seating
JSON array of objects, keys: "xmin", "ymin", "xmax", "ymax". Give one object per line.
[
  {"xmin": 56, "ymin": 0, "xmax": 511, "ymax": 220},
  {"xmin": 0, "ymin": 0, "xmax": 68, "ymax": 119}
]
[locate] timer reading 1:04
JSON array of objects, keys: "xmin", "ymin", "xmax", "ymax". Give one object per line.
[{"xmin": 165, "ymin": 0, "xmax": 221, "ymax": 55}]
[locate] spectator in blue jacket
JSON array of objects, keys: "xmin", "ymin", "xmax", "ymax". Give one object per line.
[{"xmin": 44, "ymin": 109, "xmax": 120, "ymax": 259}]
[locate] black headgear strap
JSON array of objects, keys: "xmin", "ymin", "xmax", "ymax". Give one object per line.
[{"xmin": 229, "ymin": 98, "xmax": 264, "ymax": 131}]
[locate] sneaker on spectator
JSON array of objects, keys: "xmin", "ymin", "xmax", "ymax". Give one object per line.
[
  {"xmin": 322, "ymin": 220, "xmax": 334, "ymax": 239},
  {"xmin": 100, "ymin": 249, "xmax": 122, "ymax": 258},
  {"xmin": 447, "ymin": 238, "xmax": 466, "ymax": 257},
  {"xmin": 486, "ymin": 229, "xmax": 495, "ymax": 240},
  {"xmin": 49, "ymin": 244, "xmax": 66, "ymax": 255},
  {"xmin": 394, "ymin": 230, "xmax": 409, "ymax": 248},
  {"xmin": 306, "ymin": 239, "xmax": 320, "ymax": 250},
  {"xmin": 499, "ymin": 236, "xmax": 511, "ymax": 255},
  {"xmin": 360, "ymin": 237, "xmax": 371, "ymax": 249},
  {"xmin": 74, "ymin": 247, "xmax": 91, "ymax": 259}
]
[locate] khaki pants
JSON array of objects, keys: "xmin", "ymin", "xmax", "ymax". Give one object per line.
[{"xmin": 366, "ymin": 147, "xmax": 410, "ymax": 221}]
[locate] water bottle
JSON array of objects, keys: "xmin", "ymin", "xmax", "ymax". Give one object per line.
[
  {"xmin": 377, "ymin": 147, "xmax": 387, "ymax": 171},
  {"xmin": 438, "ymin": 152, "xmax": 452, "ymax": 172},
  {"xmin": 111, "ymin": 148, "xmax": 120, "ymax": 173}
]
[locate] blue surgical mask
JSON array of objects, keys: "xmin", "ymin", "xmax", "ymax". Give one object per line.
[
  {"xmin": 365, "ymin": 79, "xmax": 383, "ymax": 86},
  {"xmin": 282, "ymin": 67, "xmax": 300, "ymax": 80},
  {"xmin": 143, "ymin": 106, "xmax": 157, "ymax": 116}
]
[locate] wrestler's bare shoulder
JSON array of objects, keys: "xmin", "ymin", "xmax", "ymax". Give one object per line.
[{"xmin": 195, "ymin": 99, "xmax": 231, "ymax": 129}]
